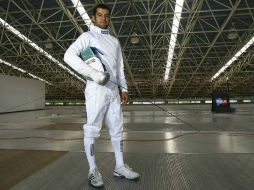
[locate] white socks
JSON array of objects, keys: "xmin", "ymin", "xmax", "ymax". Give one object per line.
[
  {"xmin": 84, "ymin": 137, "xmax": 124, "ymax": 171},
  {"xmin": 111, "ymin": 139, "xmax": 124, "ymax": 168},
  {"xmin": 84, "ymin": 137, "xmax": 97, "ymax": 172}
]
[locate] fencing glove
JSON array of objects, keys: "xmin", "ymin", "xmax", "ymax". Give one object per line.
[{"xmin": 89, "ymin": 69, "xmax": 110, "ymax": 85}]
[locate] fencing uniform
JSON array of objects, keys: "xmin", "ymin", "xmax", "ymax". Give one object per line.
[
  {"xmin": 64, "ymin": 25, "xmax": 139, "ymax": 186},
  {"xmin": 64, "ymin": 26, "xmax": 127, "ymax": 141}
]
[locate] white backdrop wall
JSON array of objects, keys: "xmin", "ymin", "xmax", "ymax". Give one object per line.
[{"xmin": 0, "ymin": 74, "xmax": 45, "ymax": 113}]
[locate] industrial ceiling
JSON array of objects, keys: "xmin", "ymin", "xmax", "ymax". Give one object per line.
[{"xmin": 0, "ymin": 0, "xmax": 254, "ymax": 101}]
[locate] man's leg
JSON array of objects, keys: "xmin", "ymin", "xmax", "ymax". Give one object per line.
[
  {"xmin": 83, "ymin": 85, "xmax": 109, "ymax": 187},
  {"xmin": 105, "ymin": 95, "xmax": 139, "ymax": 179},
  {"xmin": 84, "ymin": 136, "xmax": 105, "ymax": 187},
  {"xmin": 111, "ymin": 137, "xmax": 124, "ymax": 168},
  {"xmin": 84, "ymin": 137, "xmax": 96, "ymax": 172},
  {"xmin": 104, "ymin": 95, "xmax": 124, "ymax": 168}
]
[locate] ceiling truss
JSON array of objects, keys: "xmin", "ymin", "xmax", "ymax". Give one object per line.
[{"xmin": 0, "ymin": 0, "xmax": 253, "ymax": 100}]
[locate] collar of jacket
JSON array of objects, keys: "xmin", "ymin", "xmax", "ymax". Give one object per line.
[{"xmin": 93, "ymin": 26, "xmax": 109, "ymax": 35}]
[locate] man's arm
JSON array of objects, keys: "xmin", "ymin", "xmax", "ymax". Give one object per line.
[
  {"xmin": 64, "ymin": 33, "xmax": 110, "ymax": 85},
  {"xmin": 64, "ymin": 33, "xmax": 93, "ymax": 77},
  {"xmin": 116, "ymin": 44, "xmax": 129, "ymax": 105},
  {"xmin": 116, "ymin": 44, "xmax": 128, "ymax": 91}
]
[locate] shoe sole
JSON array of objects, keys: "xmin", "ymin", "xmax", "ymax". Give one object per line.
[
  {"xmin": 88, "ymin": 179, "xmax": 104, "ymax": 188},
  {"xmin": 113, "ymin": 172, "xmax": 139, "ymax": 180}
]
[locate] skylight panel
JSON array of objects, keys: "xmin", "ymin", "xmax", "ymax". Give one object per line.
[
  {"xmin": 0, "ymin": 58, "xmax": 52, "ymax": 85},
  {"xmin": 71, "ymin": 0, "xmax": 94, "ymax": 30},
  {"xmin": 164, "ymin": 0, "xmax": 184, "ymax": 81},
  {"xmin": 0, "ymin": 17, "xmax": 85, "ymax": 82},
  {"xmin": 211, "ymin": 35, "xmax": 254, "ymax": 81}
]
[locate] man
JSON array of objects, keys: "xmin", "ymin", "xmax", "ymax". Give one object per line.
[{"xmin": 64, "ymin": 4, "xmax": 139, "ymax": 188}]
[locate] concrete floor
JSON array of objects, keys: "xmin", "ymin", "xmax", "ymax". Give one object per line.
[{"xmin": 0, "ymin": 104, "xmax": 254, "ymax": 189}]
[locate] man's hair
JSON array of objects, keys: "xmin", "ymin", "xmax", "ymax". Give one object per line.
[{"xmin": 93, "ymin": 4, "xmax": 111, "ymax": 16}]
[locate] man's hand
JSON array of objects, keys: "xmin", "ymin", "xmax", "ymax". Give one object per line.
[{"xmin": 121, "ymin": 91, "xmax": 129, "ymax": 105}]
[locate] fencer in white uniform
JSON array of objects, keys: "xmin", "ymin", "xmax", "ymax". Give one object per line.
[{"xmin": 64, "ymin": 4, "xmax": 139, "ymax": 188}]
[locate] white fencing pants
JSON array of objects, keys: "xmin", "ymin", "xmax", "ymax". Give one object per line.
[
  {"xmin": 83, "ymin": 84, "xmax": 123, "ymax": 141},
  {"xmin": 83, "ymin": 84, "xmax": 124, "ymax": 169}
]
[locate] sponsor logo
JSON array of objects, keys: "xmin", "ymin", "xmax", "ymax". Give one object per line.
[
  {"xmin": 101, "ymin": 30, "xmax": 108, "ymax": 34},
  {"xmin": 85, "ymin": 58, "xmax": 96, "ymax": 65},
  {"xmin": 216, "ymin": 97, "xmax": 228, "ymax": 106}
]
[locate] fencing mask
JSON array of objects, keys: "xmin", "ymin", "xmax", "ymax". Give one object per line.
[{"xmin": 80, "ymin": 47, "xmax": 110, "ymax": 85}]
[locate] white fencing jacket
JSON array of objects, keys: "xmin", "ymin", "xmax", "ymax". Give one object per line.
[{"xmin": 64, "ymin": 26, "xmax": 128, "ymax": 92}]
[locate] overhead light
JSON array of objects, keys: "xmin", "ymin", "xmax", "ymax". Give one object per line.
[
  {"xmin": 211, "ymin": 35, "xmax": 254, "ymax": 81},
  {"xmin": 0, "ymin": 17, "xmax": 85, "ymax": 83},
  {"xmin": 227, "ymin": 23, "xmax": 238, "ymax": 40},
  {"xmin": 0, "ymin": 58, "xmax": 52, "ymax": 85},
  {"xmin": 70, "ymin": 0, "xmax": 94, "ymax": 30},
  {"xmin": 44, "ymin": 39, "xmax": 54, "ymax": 49},
  {"xmin": 130, "ymin": 32, "xmax": 140, "ymax": 44},
  {"xmin": 164, "ymin": 0, "xmax": 184, "ymax": 81},
  {"xmin": 227, "ymin": 31, "xmax": 238, "ymax": 40}
]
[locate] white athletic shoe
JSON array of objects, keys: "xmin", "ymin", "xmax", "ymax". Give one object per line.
[
  {"xmin": 113, "ymin": 164, "xmax": 139, "ymax": 180},
  {"xmin": 88, "ymin": 168, "xmax": 104, "ymax": 187}
]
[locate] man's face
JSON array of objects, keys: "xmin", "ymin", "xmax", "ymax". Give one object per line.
[{"xmin": 92, "ymin": 8, "xmax": 110, "ymax": 29}]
